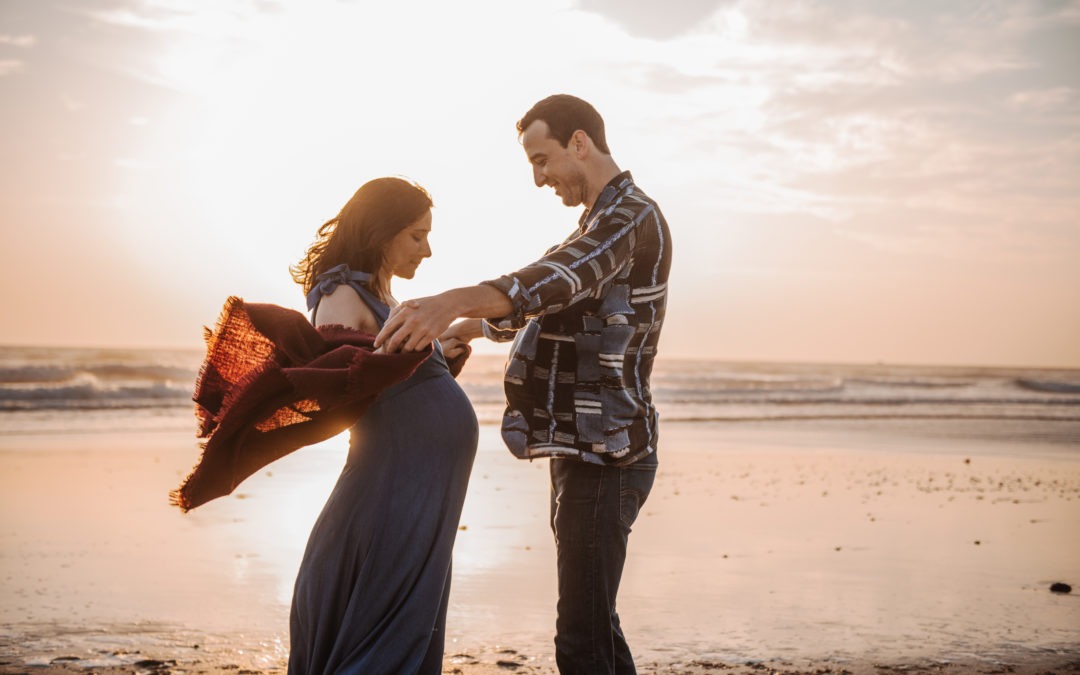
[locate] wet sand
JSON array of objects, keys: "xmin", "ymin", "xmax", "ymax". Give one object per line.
[{"xmin": 1, "ymin": 419, "xmax": 1078, "ymax": 673}]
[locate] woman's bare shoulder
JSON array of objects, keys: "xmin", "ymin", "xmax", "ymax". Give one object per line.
[{"xmin": 313, "ymin": 285, "xmax": 380, "ymax": 335}]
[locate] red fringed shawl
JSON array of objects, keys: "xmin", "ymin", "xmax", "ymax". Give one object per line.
[{"xmin": 170, "ymin": 297, "xmax": 432, "ymax": 512}]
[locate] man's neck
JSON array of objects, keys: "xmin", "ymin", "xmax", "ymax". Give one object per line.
[{"xmin": 583, "ymin": 157, "xmax": 622, "ymax": 212}]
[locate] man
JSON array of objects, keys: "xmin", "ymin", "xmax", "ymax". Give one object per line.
[{"xmin": 374, "ymin": 93, "xmax": 671, "ymax": 674}]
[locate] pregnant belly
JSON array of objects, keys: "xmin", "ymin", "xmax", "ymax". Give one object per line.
[{"xmin": 356, "ymin": 372, "xmax": 479, "ymax": 450}]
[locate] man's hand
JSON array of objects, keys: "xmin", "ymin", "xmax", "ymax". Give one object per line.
[
  {"xmin": 374, "ymin": 285, "xmax": 513, "ymax": 353},
  {"xmin": 374, "ymin": 295, "xmax": 458, "ymax": 353}
]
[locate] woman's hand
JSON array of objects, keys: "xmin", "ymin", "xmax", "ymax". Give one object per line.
[
  {"xmin": 441, "ymin": 337, "xmax": 470, "ymax": 361},
  {"xmin": 440, "ymin": 319, "xmax": 483, "ymax": 360}
]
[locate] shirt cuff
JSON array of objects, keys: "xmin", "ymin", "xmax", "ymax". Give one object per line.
[
  {"xmin": 479, "ymin": 276, "xmax": 531, "ymax": 331},
  {"xmin": 480, "ymin": 319, "xmax": 518, "ymax": 342}
]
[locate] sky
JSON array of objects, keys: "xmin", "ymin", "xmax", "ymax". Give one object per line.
[{"xmin": 1, "ymin": 0, "xmax": 1078, "ymax": 368}]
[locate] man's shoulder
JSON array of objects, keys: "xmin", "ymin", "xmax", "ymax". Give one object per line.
[{"xmin": 597, "ymin": 181, "xmax": 659, "ymax": 223}]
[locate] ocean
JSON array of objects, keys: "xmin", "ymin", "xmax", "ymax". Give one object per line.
[{"xmin": 2, "ymin": 345, "xmax": 1079, "ymax": 439}]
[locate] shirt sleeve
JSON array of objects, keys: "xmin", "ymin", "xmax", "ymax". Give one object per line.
[{"xmin": 480, "ymin": 203, "xmax": 652, "ymax": 330}]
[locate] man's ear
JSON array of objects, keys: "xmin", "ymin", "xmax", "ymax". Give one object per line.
[{"xmin": 570, "ymin": 129, "xmax": 590, "ymax": 158}]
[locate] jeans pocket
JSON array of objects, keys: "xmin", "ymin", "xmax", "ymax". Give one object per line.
[{"xmin": 618, "ymin": 463, "xmax": 657, "ymax": 529}]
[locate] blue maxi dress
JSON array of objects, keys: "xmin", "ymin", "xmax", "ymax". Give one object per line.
[{"xmin": 288, "ymin": 268, "xmax": 478, "ymax": 675}]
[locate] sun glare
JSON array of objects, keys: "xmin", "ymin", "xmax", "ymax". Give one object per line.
[{"xmin": 118, "ymin": 1, "xmax": 621, "ymax": 311}]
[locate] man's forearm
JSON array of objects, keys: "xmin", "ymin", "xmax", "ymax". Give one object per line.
[
  {"xmin": 375, "ymin": 284, "xmax": 514, "ymax": 353},
  {"xmin": 443, "ymin": 318, "xmax": 484, "ymax": 343},
  {"xmin": 438, "ymin": 284, "xmax": 514, "ymax": 321}
]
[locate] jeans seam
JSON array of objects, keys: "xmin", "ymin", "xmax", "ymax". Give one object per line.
[{"xmin": 588, "ymin": 465, "xmax": 604, "ymax": 674}]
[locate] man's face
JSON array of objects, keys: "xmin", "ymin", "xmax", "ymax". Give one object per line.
[{"xmin": 521, "ymin": 120, "xmax": 588, "ymax": 208}]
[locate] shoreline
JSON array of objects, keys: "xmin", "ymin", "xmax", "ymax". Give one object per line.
[
  {"xmin": 3, "ymin": 624, "xmax": 1077, "ymax": 675},
  {"xmin": 1, "ymin": 419, "xmax": 1078, "ymax": 673}
]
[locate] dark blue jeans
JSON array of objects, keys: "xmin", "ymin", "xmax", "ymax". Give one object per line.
[{"xmin": 549, "ymin": 452, "xmax": 658, "ymax": 675}]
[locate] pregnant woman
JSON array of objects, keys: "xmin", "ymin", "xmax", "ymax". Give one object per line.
[{"xmin": 287, "ymin": 176, "xmax": 478, "ymax": 674}]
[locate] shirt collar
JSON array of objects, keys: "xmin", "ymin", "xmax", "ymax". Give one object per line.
[{"xmin": 579, "ymin": 170, "xmax": 634, "ymax": 230}]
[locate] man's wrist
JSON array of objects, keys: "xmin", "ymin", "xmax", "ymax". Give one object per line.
[
  {"xmin": 461, "ymin": 318, "xmax": 484, "ymax": 341},
  {"xmin": 440, "ymin": 285, "xmax": 513, "ymax": 320},
  {"xmin": 441, "ymin": 287, "xmax": 473, "ymax": 318}
]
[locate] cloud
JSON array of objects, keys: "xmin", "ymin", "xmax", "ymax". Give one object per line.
[
  {"xmin": 1010, "ymin": 86, "xmax": 1076, "ymax": 112},
  {"xmin": 60, "ymin": 94, "xmax": 86, "ymax": 111},
  {"xmin": 72, "ymin": 1, "xmax": 270, "ymax": 93},
  {"xmin": 585, "ymin": 0, "xmax": 1080, "ymax": 270},
  {"xmin": 0, "ymin": 59, "xmax": 24, "ymax": 76},
  {"xmin": 80, "ymin": 0, "xmax": 277, "ymax": 44},
  {"xmin": 576, "ymin": 0, "xmax": 730, "ymax": 39},
  {"xmin": 83, "ymin": 8, "xmax": 181, "ymax": 32},
  {"xmin": 0, "ymin": 34, "xmax": 36, "ymax": 47},
  {"xmin": 114, "ymin": 157, "xmax": 153, "ymax": 170}
]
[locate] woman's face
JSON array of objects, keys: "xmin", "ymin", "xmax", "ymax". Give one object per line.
[{"xmin": 382, "ymin": 209, "xmax": 432, "ymax": 280}]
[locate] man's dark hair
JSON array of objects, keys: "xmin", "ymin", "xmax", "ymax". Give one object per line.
[{"xmin": 516, "ymin": 94, "xmax": 611, "ymax": 155}]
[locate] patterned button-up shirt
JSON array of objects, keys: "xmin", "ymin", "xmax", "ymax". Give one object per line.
[{"xmin": 481, "ymin": 171, "xmax": 671, "ymax": 466}]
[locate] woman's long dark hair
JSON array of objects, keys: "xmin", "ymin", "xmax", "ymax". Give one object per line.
[{"xmin": 291, "ymin": 177, "xmax": 433, "ymax": 300}]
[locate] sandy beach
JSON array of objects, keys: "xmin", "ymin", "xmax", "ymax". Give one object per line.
[{"xmin": 1, "ymin": 417, "xmax": 1078, "ymax": 674}]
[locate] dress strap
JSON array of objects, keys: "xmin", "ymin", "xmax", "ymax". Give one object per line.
[{"xmin": 306, "ymin": 263, "xmax": 389, "ymax": 325}]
